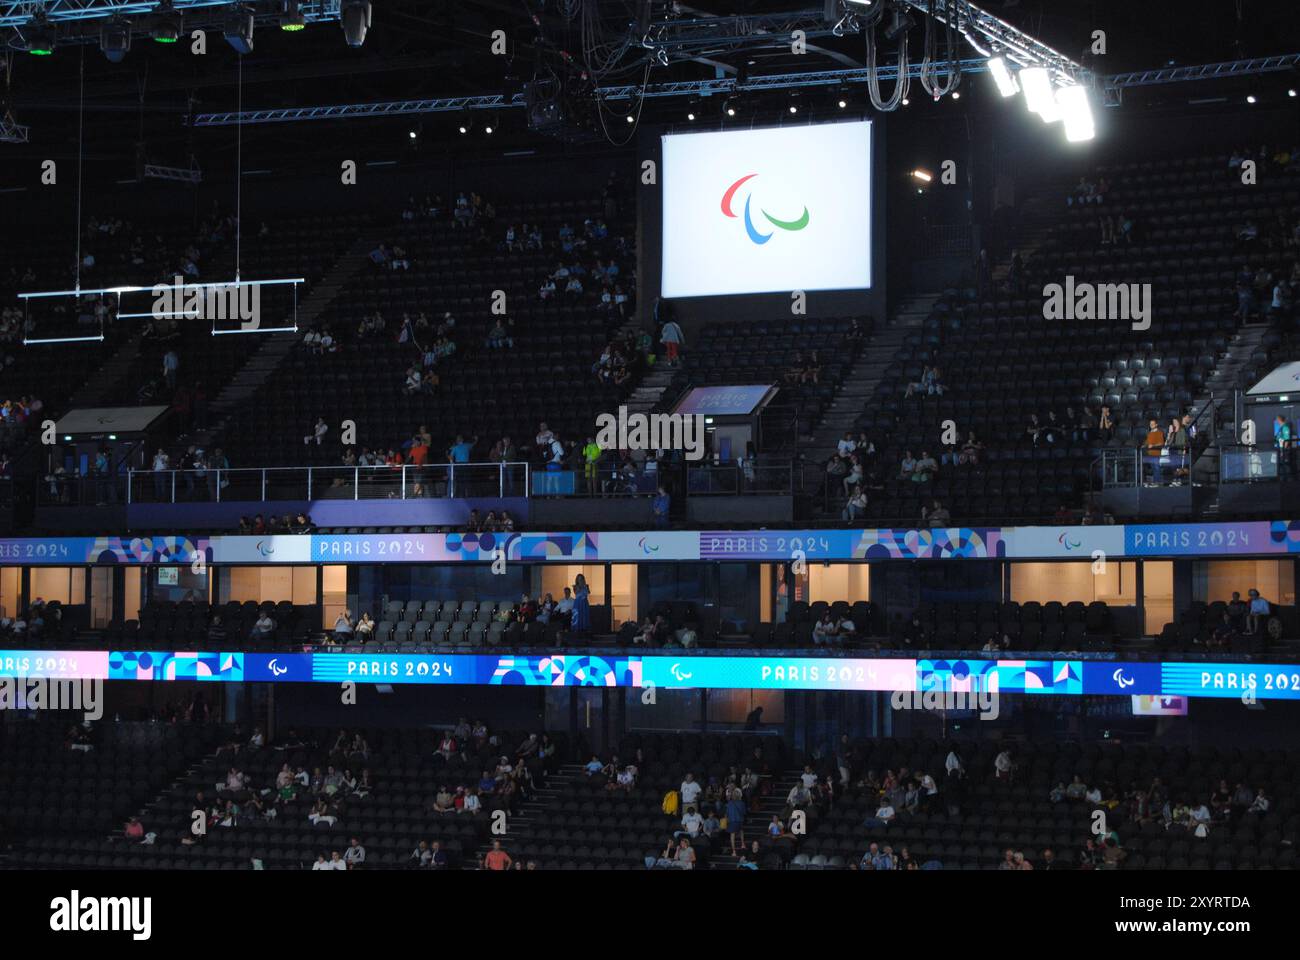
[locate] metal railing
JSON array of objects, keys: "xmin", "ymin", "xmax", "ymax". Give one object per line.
[{"xmin": 110, "ymin": 462, "xmax": 533, "ymax": 504}]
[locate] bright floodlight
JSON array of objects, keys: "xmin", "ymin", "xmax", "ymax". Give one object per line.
[
  {"xmin": 1056, "ymin": 85, "xmax": 1094, "ymax": 142},
  {"xmin": 911, "ymin": 169, "xmax": 932, "ymax": 182},
  {"xmin": 1020, "ymin": 67, "xmax": 1060, "ymax": 122},
  {"xmin": 988, "ymin": 57, "xmax": 1019, "ymax": 97}
]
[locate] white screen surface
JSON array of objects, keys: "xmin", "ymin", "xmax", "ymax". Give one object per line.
[{"xmin": 660, "ymin": 121, "xmax": 872, "ymax": 298}]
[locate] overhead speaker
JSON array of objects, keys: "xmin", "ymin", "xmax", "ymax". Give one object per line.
[{"xmin": 342, "ymin": 0, "xmax": 372, "ymax": 47}]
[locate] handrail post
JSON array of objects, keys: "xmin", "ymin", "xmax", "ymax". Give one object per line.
[
  {"xmin": 261, "ymin": 469, "xmax": 266, "ymax": 502},
  {"xmin": 354, "ymin": 467, "xmax": 359, "ymax": 500},
  {"xmin": 216, "ymin": 469, "xmax": 221, "ymax": 503},
  {"xmin": 171, "ymin": 470, "xmax": 176, "ymax": 503},
  {"xmin": 402, "ymin": 464, "xmax": 408, "ymax": 499},
  {"xmin": 306, "ymin": 467, "xmax": 312, "ymax": 501},
  {"xmin": 126, "ymin": 468, "xmax": 132, "ymax": 505},
  {"xmin": 450, "ymin": 464, "xmax": 455, "ymax": 499},
  {"xmin": 499, "ymin": 461, "xmax": 504, "ymax": 498}
]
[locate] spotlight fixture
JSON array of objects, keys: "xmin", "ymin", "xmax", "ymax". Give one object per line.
[
  {"xmin": 458, "ymin": 123, "xmax": 468, "ymax": 134},
  {"xmin": 1019, "ymin": 67, "xmax": 1060, "ymax": 122},
  {"xmin": 151, "ymin": 2, "xmax": 182, "ymax": 43},
  {"xmin": 625, "ymin": 115, "xmax": 634, "ymax": 124},
  {"xmin": 687, "ymin": 109, "xmax": 696, "ymax": 120},
  {"xmin": 911, "ymin": 169, "xmax": 933, "ymax": 182},
  {"xmin": 342, "ymin": 0, "xmax": 372, "ymax": 48},
  {"xmin": 1056, "ymin": 85, "xmax": 1094, "ymax": 142},
  {"xmin": 223, "ymin": 10, "xmax": 255, "ymax": 54},
  {"xmin": 100, "ymin": 19, "xmax": 131, "ymax": 62},
  {"xmin": 1246, "ymin": 94, "xmax": 1257, "ymax": 104},
  {"xmin": 723, "ymin": 98, "xmax": 736, "ymax": 117},
  {"xmin": 280, "ymin": 0, "xmax": 306, "ymax": 32},
  {"xmin": 408, "ymin": 130, "xmax": 417, "ymax": 139},
  {"xmin": 789, "ymin": 104, "xmax": 798, "ymax": 114},
  {"xmin": 1289, "ymin": 89, "xmax": 1297, "ymax": 98},
  {"xmin": 951, "ymin": 91, "xmax": 961, "ymax": 100},
  {"xmin": 901, "ymin": 97, "xmax": 910, "ymax": 106},
  {"xmin": 484, "ymin": 125, "xmax": 494, "ymax": 134},
  {"xmin": 838, "ymin": 98, "xmax": 847, "ymax": 109},
  {"xmin": 987, "ymin": 56, "xmax": 1019, "ymax": 97},
  {"xmin": 24, "ymin": 19, "xmax": 56, "ymax": 56}
]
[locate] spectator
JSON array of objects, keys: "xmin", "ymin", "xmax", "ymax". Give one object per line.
[
  {"xmin": 660, "ymin": 317, "xmax": 684, "ymax": 364},
  {"xmin": 304, "ymin": 417, "xmax": 328, "ymax": 446},
  {"xmin": 1246, "ymin": 589, "xmax": 1271, "ymax": 635},
  {"xmin": 482, "ymin": 839, "xmax": 512, "ymax": 871}
]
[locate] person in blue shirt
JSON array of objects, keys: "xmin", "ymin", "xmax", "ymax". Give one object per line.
[
  {"xmin": 725, "ymin": 789, "xmax": 747, "ymax": 856},
  {"xmin": 448, "ymin": 435, "xmax": 475, "ymax": 463},
  {"xmin": 652, "ymin": 486, "xmax": 670, "ymax": 527},
  {"xmin": 570, "ymin": 574, "xmax": 591, "ymax": 634},
  {"xmin": 584, "ymin": 756, "xmax": 603, "ymax": 777}
]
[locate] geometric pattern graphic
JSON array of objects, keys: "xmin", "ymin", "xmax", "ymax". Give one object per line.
[
  {"xmin": 855, "ymin": 527, "xmax": 1007, "ymax": 559},
  {"xmin": 918, "ymin": 658, "xmax": 1082, "ymax": 695},
  {"xmin": 107, "ymin": 650, "xmax": 242, "ymax": 681}
]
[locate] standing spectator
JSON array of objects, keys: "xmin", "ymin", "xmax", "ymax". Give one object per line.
[
  {"xmin": 162, "ymin": 349, "xmax": 179, "ymax": 390},
  {"xmin": 660, "ymin": 317, "xmax": 684, "ymax": 365}
]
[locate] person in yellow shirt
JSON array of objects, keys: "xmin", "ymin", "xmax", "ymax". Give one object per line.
[{"xmin": 582, "ymin": 436, "xmax": 602, "ymax": 494}]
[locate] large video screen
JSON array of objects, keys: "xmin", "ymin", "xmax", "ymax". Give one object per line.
[{"xmin": 661, "ymin": 120, "xmax": 872, "ymax": 298}]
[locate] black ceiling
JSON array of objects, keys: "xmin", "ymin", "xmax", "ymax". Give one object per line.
[{"xmin": 0, "ymin": 1, "xmax": 1297, "ymax": 180}]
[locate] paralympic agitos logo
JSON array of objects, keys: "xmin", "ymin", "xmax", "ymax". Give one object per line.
[{"xmin": 720, "ymin": 173, "xmax": 810, "ymax": 245}]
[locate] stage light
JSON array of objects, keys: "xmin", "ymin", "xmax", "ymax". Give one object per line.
[
  {"xmin": 342, "ymin": 0, "xmax": 372, "ymax": 47},
  {"xmin": 100, "ymin": 20, "xmax": 131, "ymax": 62},
  {"xmin": 25, "ymin": 21, "xmax": 56, "ymax": 56},
  {"xmin": 408, "ymin": 130, "xmax": 417, "ymax": 139},
  {"xmin": 687, "ymin": 110, "xmax": 696, "ymax": 120},
  {"xmin": 223, "ymin": 11, "xmax": 255, "ymax": 54},
  {"xmin": 987, "ymin": 56, "xmax": 1019, "ymax": 97},
  {"xmin": 151, "ymin": 2, "xmax": 182, "ymax": 43},
  {"xmin": 1289, "ymin": 89, "xmax": 1297, "ymax": 98},
  {"xmin": 727, "ymin": 107, "xmax": 736, "ymax": 116},
  {"xmin": 1020, "ymin": 67, "xmax": 1060, "ymax": 122},
  {"xmin": 1246, "ymin": 94, "xmax": 1257, "ymax": 104},
  {"xmin": 625, "ymin": 115, "xmax": 634, "ymax": 124},
  {"xmin": 901, "ymin": 97, "xmax": 910, "ymax": 106},
  {"xmin": 484, "ymin": 125, "xmax": 494, "ymax": 134},
  {"xmin": 280, "ymin": 0, "xmax": 306, "ymax": 31},
  {"xmin": 789, "ymin": 104, "xmax": 798, "ymax": 114},
  {"xmin": 951, "ymin": 91, "xmax": 960, "ymax": 100},
  {"xmin": 1056, "ymin": 85, "xmax": 1094, "ymax": 142},
  {"xmin": 837, "ymin": 99, "xmax": 847, "ymax": 109},
  {"xmin": 911, "ymin": 169, "xmax": 932, "ymax": 182},
  {"xmin": 458, "ymin": 124, "xmax": 468, "ymax": 134}
]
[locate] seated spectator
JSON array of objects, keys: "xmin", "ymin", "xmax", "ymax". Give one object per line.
[
  {"xmin": 303, "ymin": 417, "xmax": 328, "ymax": 446},
  {"xmin": 485, "ymin": 318, "xmax": 514, "ymax": 349},
  {"xmin": 842, "ymin": 485, "xmax": 868, "ymax": 522},
  {"xmin": 922, "ymin": 499, "xmax": 950, "ymax": 528}
]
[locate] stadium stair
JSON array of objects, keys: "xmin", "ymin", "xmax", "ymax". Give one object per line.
[
  {"xmin": 805, "ymin": 295, "xmax": 934, "ymax": 454},
  {"xmin": 200, "ymin": 232, "xmax": 382, "ymax": 448},
  {"xmin": 462, "ymin": 763, "xmax": 578, "ymax": 869}
]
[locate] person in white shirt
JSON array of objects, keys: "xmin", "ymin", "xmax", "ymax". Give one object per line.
[
  {"xmin": 800, "ymin": 766, "xmax": 818, "ymax": 790},
  {"xmin": 874, "ymin": 803, "xmax": 896, "ymax": 824},
  {"xmin": 343, "ymin": 838, "xmax": 366, "ymax": 867},
  {"xmin": 679, "ymin": 807, "xmax": 703, "ymax": 837},
  {"xmin": 994, "ymin": 750, "xmax": 1014, "ymax": 781},
  {"xmin": 328, "ymin": 851, "xmax": 347, "ymax": 870},
  {"xmin": 304, "ymin": 417, "xmax": 328, "ymax": 446},
  {"xmin": 837, "ymin": 433, "xmax": 857, "ymax": 457},
  {"xmin": 311, "ymin": 855, "xmax": 330, "ymax": 870},
  {"xmin": 680, "ymin": 774, "xmax": 702, "ymax": 807},
  {"xmin": 945, "ymin": 750, "xmax": 964, "ymax": 778},
  {"xmin": 462, "ymin": 791, "xmax": 482, "ymax": 815}
]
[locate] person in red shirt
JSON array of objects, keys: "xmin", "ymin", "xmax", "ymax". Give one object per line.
[
  {"xmin": 408, "ymin": 437, "xmax": 430, "ymax": 465},
  {"xmin": 483, "ymin": 839, "xmax": 512, "ymax": 871}
]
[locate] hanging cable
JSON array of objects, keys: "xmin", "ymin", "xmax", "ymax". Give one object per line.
[
  {"xmin": 920, "ymin": 0, "xmax": 962, "ymax": 98},
  {"xmin": 74, "ymin": 46, "xmax": 85, "ymax": 291},
  {"xmin": 235, "ymin": 52, "xmax": 243, "ymax": 283},
  {"xmin": 865, "ymin": 6, "xmax": 909, "ymax": 111}
]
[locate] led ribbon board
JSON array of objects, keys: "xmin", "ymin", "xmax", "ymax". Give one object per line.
[{"xmin": 3, "ymin": 650, "xmax": 1299, "ymax": 700}]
